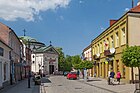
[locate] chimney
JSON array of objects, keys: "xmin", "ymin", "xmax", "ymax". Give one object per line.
[
  {"xmin": 110, "ymin": 20, "xmax": 117, "ymax": 26},
  {"xmin": 137, "ymin": 0, "xmax": 140, "ymax": 5}
]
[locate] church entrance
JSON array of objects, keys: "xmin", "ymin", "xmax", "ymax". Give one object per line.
[{"xmin": 49, "ymin": 65, "xmax": 54, "ymax": 74}]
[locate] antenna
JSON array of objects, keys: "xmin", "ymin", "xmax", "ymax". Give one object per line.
[
  {"xmin": 132, "ymin": 0, "xmax": 134, "ymax": 8},
  {"xmin": 23, "ymin": 29, "xmax": 26, "ymax": 36},
  {"xmin": 50, "ymin": 41, "xmax": 52, "ymax": 46}
]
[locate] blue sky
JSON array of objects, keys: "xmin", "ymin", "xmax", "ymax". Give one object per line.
[{"xmin": 0, "ymin": 0, "xmax": 139, "ymax": 56}]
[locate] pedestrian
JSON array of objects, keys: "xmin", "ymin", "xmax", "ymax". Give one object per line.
[
  {"xmin": 77, "ymin": 70, "xmax": 80, "ymax": 79},
  {"xmin": 110, "ymin": 70, "xmax": 115, "ymax": 85},
  {"xmin": 94, "ymin": 72, "xmax": 96, "ymax": 77},
  {"xmin": 116, "ymin": 70, "xmax": 121, "ymax": 84},
  {"xmin": 108, "ymin": 70, "xmax": 111, "ymax": 85}
]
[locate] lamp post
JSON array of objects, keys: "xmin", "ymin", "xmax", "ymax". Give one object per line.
[
  {"xmin": 25, "ymin": 37, "xmax": 45, "ymax": 88},
  {"xmin": 27, "ymin": 39, "xmax": 31, "ymax": 88}
]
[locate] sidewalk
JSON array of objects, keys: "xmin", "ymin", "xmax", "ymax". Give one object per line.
[
  {"xmin": 79, "ymin": 77, "xmax": 135, "ymax": 93},
  {"xmin": 0, "ymin": 79, "xmax": 41, "ymax": 93}
]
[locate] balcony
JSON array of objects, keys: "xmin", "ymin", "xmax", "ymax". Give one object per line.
[
  {"xmin": 104, "ymin": 50, "xmax": 111, "ymax": 56},
  {"xmin": 93, "ymin": 53, "xmax": 100, "ymax": 60},
  {"xmin": 104, "ymin": 48, "xmax": 115, "ymax": 56}
]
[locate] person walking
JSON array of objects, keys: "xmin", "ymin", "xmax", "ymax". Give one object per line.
[
  {"xmin": 110, "ymin": 70, "xmax": 115, "ymax": 85},
  {"xmin": 116, "ymin": 70, "xmax": 121, "ymax": 84},
  {"xmin": 77, "ymin": 70, "xmax": 80, "ymax": 79},
  {"xmin": 108, "ymin": 70, "xmax": 110, "ymax": 85}
]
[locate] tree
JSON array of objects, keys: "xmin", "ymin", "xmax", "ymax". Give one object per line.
[
  {"xmin": 122, "ymin": 46, "xmax": 140, "ymax": 84},
  {"xmin": 56, "ymin": 47, "xmax": 65, "ymax": 71},
  {"xmin": 71, "ymin": 55, "xmax": 82, "ymax": 65},
  {"xmin": 73, "ymin": 60, "xmax": 93, "ymax": 70},
  {"xmin": 64, "ymin": 55, "xmax": 72, "ymax": 71}
]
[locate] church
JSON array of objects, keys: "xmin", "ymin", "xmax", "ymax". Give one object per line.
[
  {"xmin": 20, "ymin": 36, "xmax": 59, "ymax": 75},
  {"xmin": 31, "ymin": 44, "xmax": 59, "ymax": 75}
]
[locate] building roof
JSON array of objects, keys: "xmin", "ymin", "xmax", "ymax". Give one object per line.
[
  {"xmin": 19, "ymin": 36, "xmax": 45, "ymax": 48},
  {"xmin": 35, "ymin": 45, "xmax": 59, "ymax": 55},
  {"xmin": 91, "ymin": 4, "xmax": 140, "ymax": 43},
  {"xmin": 130, "ymin": 4, "xmax": 140, "ymax": 12},
  {"xmin": 19, "ymin": 36, "xmax": 37, "ymax": 42}
]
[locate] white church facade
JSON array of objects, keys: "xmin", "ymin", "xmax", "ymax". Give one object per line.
[{"xmin": 31, "ymin": 45, "xmax": 59, "ymax": 75}]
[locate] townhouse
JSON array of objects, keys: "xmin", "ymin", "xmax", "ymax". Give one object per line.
[
  {"xmin": 85, "ymin": 2, "xmax": 140, "ymax": 83},
  {"xmin": 0, "ymin": 39, "xmax": 12, "ymax": 88},
  {"xmin": 0, "ymin": 22, "xmax": 23, "ymax": 83},
  {"xmin": 82, "ymin": 44, "xmax": 93, "ymax": 77}
]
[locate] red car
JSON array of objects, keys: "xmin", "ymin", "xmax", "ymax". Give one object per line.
[{"xmin": 67, "ymin": 72, "xmax": 77, "ymax": 80}]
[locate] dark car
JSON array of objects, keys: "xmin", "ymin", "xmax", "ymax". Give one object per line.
[
  {"xmin": 64, "ymin": 71, "xmax": 69, "ymax": 76},
  {"xmin": 67, "ymin": 72, "xmax": 77, "ymax": 80},
  {"xmin": 34, "ymin": 75, "xmax": 41, "ymax": 85}
]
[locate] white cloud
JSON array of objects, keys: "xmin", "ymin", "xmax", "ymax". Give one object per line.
[
  {"xmin": 124, "ymin": 8, "xmax": 130, "ymax": 12},
  {"xmin": 100, "ymin": 26, "xmax": 104, "ymax": 31},
  {"xmin": 79, "ymin": 0, "xmax": 84, "ymax": 4},
  {"xmin": 0, "ymin": 0, "xmax": 71, "ymax": 21}
]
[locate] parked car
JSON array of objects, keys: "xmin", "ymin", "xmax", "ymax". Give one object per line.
[
  {"xmin": 34, "ymin": 75, "xmax": 41, "ymax": 85},
  {"xmin": 64, "ymin": 71, "xmax": 69, "ymax": 76},
  {"xmin": 67, "ymin": 72, "xmax": 77, "ymax": 80}
]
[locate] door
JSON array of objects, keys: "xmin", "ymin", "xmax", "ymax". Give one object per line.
[{"xmin": 49, "ymin": 65, "xmax": 54, "ymax": 74}]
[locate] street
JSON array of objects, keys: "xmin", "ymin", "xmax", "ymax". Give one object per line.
[
  {"xmin": 43, "ymin": 76, "xmax": 113, "ymax": 93},
  {"xmin": 0, "ymin": 75, "xmax": 135, "ymax": 93}
]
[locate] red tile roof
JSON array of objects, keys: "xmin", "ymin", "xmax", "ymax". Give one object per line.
[{"xmin": 130, "ymin": 4, "xmax": 140, "ymax": 12}]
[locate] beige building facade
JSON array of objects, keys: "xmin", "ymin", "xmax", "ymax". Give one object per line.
[{"xmin": 90, "ymin": 3, "xmax": 140, "ymax": 83}]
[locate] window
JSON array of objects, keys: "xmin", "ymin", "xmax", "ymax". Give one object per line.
[
  {"xmin": 115, "ymin": 32, "xmax": 119, "ymax": 47},
  {"xmin": 110, "ymin": 35, "xmax": 114, "ymax": 48},
  {"xmin": 97, "ymin": 44, "xmax": 100, "ymax": 53},
  {"xmin": 104, "ymin": 38, "xmax": 109, "ymax": 50},
  {"xmin": 0, "ymin": 47, "xmax": 4, "ymax": 56},
  {"xmin": 121, "ymin": 27, "xmax": 126, "ymax": 45},
  {"xmin": 116, "ymin": 60, "xmax": 119, "ymax": 72},
  {"xmin": 95, "ymin": 45, "xmax": 97, "ymax": 54},
  {"xmin": 100, "ymin": 42, "xmax": 103, "ymax": 53},
  {"xmin": 103, "ymin": 40, "xmax": 107, "ymax": 50},
  {"xmin": 92, "ymin": 48, "xmax": 95, "ymax": 55},
  {"xmin": 106, "ymin": 38, "xmax": 109, "ymax": 49}
]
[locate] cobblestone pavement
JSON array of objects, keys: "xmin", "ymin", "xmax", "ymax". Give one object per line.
[
  {"xmin": 0, "ymin": 76, "xmax": 136, "ymax": 93},
  {"xmin": 42, "ymin": 76, "xmax": 114, "ymax": 93},
  {"xmin": 80, "ymin": 77, "xmax": 135, "ymax": 93}
]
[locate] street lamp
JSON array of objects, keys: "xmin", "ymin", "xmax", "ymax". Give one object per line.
[
  {"xmin": 25, "ymin": 36, "xmax": 45, "ymax": 88},
  {"xmin": 27, "ymin": 39, "xmax": 31, "ymax": 88}
]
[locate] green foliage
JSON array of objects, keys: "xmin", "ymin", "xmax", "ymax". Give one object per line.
[
  {"xmin": 64, "ymin": 55, "xmax": 72, "ymax": 71},
  {"xmin": 122, "ymin": 46, "xmax": 140, "ymax": 67},
  {"xmin": 71, "ymin": 55, "xmax": 82, "ymax": 65},
  {"xmin": 56, "ymin": 47, "xmax": 65, "ymax": 71},
  {"xmin": 73, "ymin": 60, "xmax": 93, "ymax": 70}
]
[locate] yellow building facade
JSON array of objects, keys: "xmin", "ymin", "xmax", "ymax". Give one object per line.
[{"xmin": 91, "ymin": 4, "xmax": 140, "ymax": 83}]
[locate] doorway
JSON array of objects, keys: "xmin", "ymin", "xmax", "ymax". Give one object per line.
[{"xmin": 49, "ymin": 65, "xmax": 54, "ymax": 74}]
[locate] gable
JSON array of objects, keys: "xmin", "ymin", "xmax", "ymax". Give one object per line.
[{"xmin": 44, "ymin": 46, "xmax": 59, "ymax": 55}]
